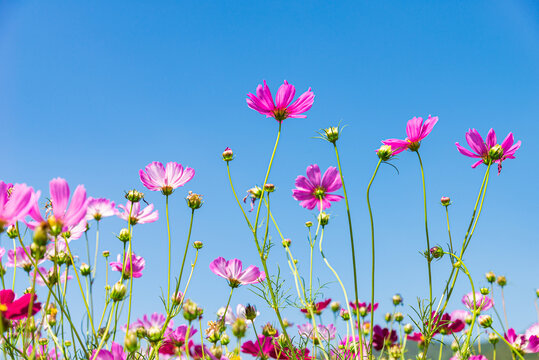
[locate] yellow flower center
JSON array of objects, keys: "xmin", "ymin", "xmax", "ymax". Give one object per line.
[{"xmin": 0, "ymin": 304, "xmax": 7, "ymax": 312}]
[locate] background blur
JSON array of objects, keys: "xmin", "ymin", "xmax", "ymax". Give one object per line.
[{"xmin": 1, "ymin": 0, "xmax": 538, "ymax": 344}]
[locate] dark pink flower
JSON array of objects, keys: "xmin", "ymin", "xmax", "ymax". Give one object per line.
[
  {"xmin": 139, "ymin": 161, "xmax": 195, "ymax": 195},
  {"xmin": 504, "ymin": 328, "xmax": 539, "ymax": 354},
  {"xmin": 407, "ymin": 332, "xmax": 425, "ymax": 343},
  {"xmin": 209, "ymin": 257, "xmax": 265, "ymax": 288},
  {"xmin": 247, "ymin": 80, "xmax": 315, "ymax": 122},
  {"xmin": 372, "ymin": 325, "xmax": 397, "ymax": 351},
  {"xmin": 292, "ymin": 165, "xmax": 343, "ymax": 211},
  {"xmin": 455, "ymin": 128, "xmax": 521, "ymax": 174},
  {"xmin": 241, "ymin": 334, "xmax": 277, "ymax": 359},
  {"xmin": 382, "ymin": 115, "xmax": 438, "ymax": 154},
  {"xmin": 91, "ymin": 342, "xmax": 126, "ymax": 360},
  {"xmin": 432, "ymin": 312, "xmax": 465, "ymax": 335},
  {"xmin": 0, "ymin": 182, "xmax": 38, "ymax": 231},
  {"xmin": 349, "ymin": 301, "xmax": 379, "ymax": 315},
  {"xmin": 159, "ymin": 325, "xmax": 198, "ymax": 355},
  {"xmin": 86, "ymin": 198, "xmax": 118, "ymax": 221},
  {"xmin": 26, "ymin": 345, "xmax": 59, "ymax": 360},
  {"xmin": 27, "ymin": 178, "xmax": 88, "ymax": 234},
  {"xmin": 118, "ymin": 201, "xmax": 158, "ymax": 225},
  {"xmin": 110, "ymin": 252, "xmax": 145, "ymax": 279},
  {"xmin": 300, "ymin": 298, "xmax": 332, "ymax": 315},
  {"xmin": 0, "ymin": 289, "xmax": 41, "ymax": 320}
]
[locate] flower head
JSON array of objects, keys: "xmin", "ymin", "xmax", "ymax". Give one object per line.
[
  {"xmin": 86, "ymin": 198, "xmax": 118, "ymax": 221},
  {"xmin": 0, "ymin": 289, "xmax": 41, "ymax": 320},
  {"xmin": 455, "ymin": 128, "xmax": 521, "ymax": 174},
  {"xmin": 504, "ymin": 328, "xmax": 539, "ymax": 354},
  {"xmin": 461, "ymin": 292, "xmax": 493, "ymax": 312},
  {"xmin": 220, "ymin": 304, "xmax": 259, "ymax": 326},
  {"xmin": 110, "ymin": 253, "xmax": 145, "ymax": 279},
  {"xmin": 0, "ymin": 182, "xmax": 38, "ymax": 231},
  {"xmin": 292, "ymin": 165, "xmax": 343, "ymax": 211},
  {"xmin": 91, "ymin": 342, "xmax": 126, "ymax": 360},
  {"xmin": 160, "ymin": 325, "xmax": 197, "ymax": 356},
  {"xmin": 209, "ymin": 257, "xmax": 265, "ymax": 288},
  {"xmin": 125, "ymin": 312, "xmax": 173, "ymax": 334},
  {"xmin": 298, "ymin": 323, "xmax": 336, "ymax": 341},
  {"xmin": 247, "ymin": 80, "xmax": 314, "ymax": 122},
  {"xmin": 6, "ymin": 246, "xmax": 44, "ymax": 272},
  {"xmin": 300, "ymin": 299, "xmax": 332, "ymax": 316},
  {"xmin": 382, "ymin": 115, "xmax": 438, "ymax": 154},
  {"xmin": 139, "ymin": 161, "xmax": 195, "ymax": 195},
  {"xmin": 118, "ymin": 201, "xmax": 158, "ymax": 225},
  {"xmin": 372, "ymin": 325, "xmax": 397, "ymax": 351}
]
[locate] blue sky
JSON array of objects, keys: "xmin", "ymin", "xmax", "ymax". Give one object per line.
[{"xmin": 1, "ymin": 0, "xmax": 538, "ymax": 341}]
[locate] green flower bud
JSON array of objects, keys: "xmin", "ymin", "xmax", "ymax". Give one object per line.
[
  {"xmin": 222, "ymin": 147, "xmax": 234, "ymax": 162},
  {"xmin": 403, "ymin": 323, "xmax": 414, "ymax": 334},
  {"xmin": 478, "ymin": 315, "xmax": 492, "ymax": 328},
  {"xmin": 318, "ymin": 212, "xmax": 330, "ymax": 226},
  {"xmin": 480, "ymin": 287, "xmax": 490, "ymax": 295},
  {"xmin": 330, "ymin": 301, "xmax": 341, "ymax": 313},
  {"xmin": 80, "ymin": 263, "xmax": 91, "ymax": 276},
  {"xmin": 244, "ymin": 304, "xmax": 258, "ymax": 321},
  {"xmin": 263, "ymin": 184, "xmax": 275, "ymax": 193},
  {"xmin": 193, "ymin": 241, "xmax": 203, "ymax": 250},
  {"xmin": 262, "ymin": 323, "xmax": 276, "ymax": 337},
  {"xmin": 377, "ymin": 145, "xmax": 393, "ymax": 161},
  {"xmin": 186, "ymin": 191, "xmax": 204, "ymax": 209},
  {"xmin": 220, "ymin": 333, "xmax": 230, "ymax": 346},
  {"xmin": 488, "ymin": 332, "xmax": 499, "ymax": 345},
  {"xmin": 305, "ymin": 221, "xmax": 313, "ymax": 228},
  {"xmin": 117, "ymin": 228, "xmax": 131, "ymax": 243},
  {"xmin": 282, "ymin": 238, "xmax": 291, "ymax": 248},
  {"xmin": 394, "ymin": 312, "xmax": 404, "ymax": 322},
  {"xmin": 392, "ymin": 294, "xmax": 403, "ymax": 306},
  {"xmin": 497, "ymin": 275, "xmax": 507, "ymax": 287},
  {"xmin": 232, "ymin": 318, "xmax": 247, "ymax": 338},
  {"xmin": 125, "ymin": 190, "xmax": 144, "ymax": 202},
  {"xmin": 488, "ymin": 144, "xmax": 504, "ymax": 160},
  {"xmin": 485, "ymin": 271, "xmax": 496, "ymax": 283},
  {"xmin": 124, "ymin": 331, "xmax": 139, "ymax": 353},
  {"xmin": 110, "ymin": 282, "xmax": 127, "ymax": 302}
]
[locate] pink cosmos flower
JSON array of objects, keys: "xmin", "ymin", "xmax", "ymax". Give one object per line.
[
  {"xmin": 504, "ymin": 328, "xmax": 539, "ymax": 354},
  {"xmin": 432, "ymin": 312, "xmax": 465, "ymax": 335},
  {"xmin": 86, "ymin": 198, "xmax": 118, "ymax": 221},
  {"xmin": 382, "ymin": 115, "xmax": 439, "ymax": 154},
  {"xmin": 349, "ymin": 301, "xmax": 379, "ymax": 315},
  {"xmin": 526, "ymin": 323, "xmax": 539, "ymax": 338},
  {"xmin": 461, "ymin": 292, "xmax": 493, "ymax": 312},
  {"xmin": 160, "ymin": 325, "xmax": 197, "ymax": 356},
  {"xmin": 455, "ymin": 128, "xmax": 521, "ymax": 174},
  {"xmin": 247, "ymin": 80, "xmax": 315, "ymax": 122},
  {"xmin": 450, "ymin": 355, "xmax": 488, "ymax": 360},
  {"xmin": 139, "ymin": 161, "xmax": 195, "ymax": 195},
  {"xmin": 91, "ymin": 342, "xmax": 126, "ymax": 360},
  {"xmin": 241, "ymin": 334, "xmax": 277, "ymax": 359},
  {"xmin": 372, "ymin": 325, "xmax": 397, "ymax": 351},
  {"xmin": 26, "ymin": 345, "xmax": 59, "ymax": 360},
  {"xmin": 298, "ymin": 323, "xmax": 337, "ymax": 341},
  {"xmin": 110, "ymin": 253, "xmax": 145, "ymax": 279},
  {"xmin": 0, "ymin": 182, "xmax": 37, "ymax": 230},
  {"xmin": 335, "ymin": 336, "xmax": 369, "ymax": 359},
  {"xmin": 118, "ymin": 201, "xmax": 159, "ymax": 225},
  {"xmin": 292, "ymin": 165, "xmax": 343, "ymax": 211},
  {"xmin": 300, "ymin": 298, "xmax": 332, "ymax": 315},
  {"xmin": 0, "ymin": 289, "xmax": 41, "ymax": 320},
  {"xmin": 27, "ymin": 178, "xmax": 88, "ymax": 234},
  {"xmin": 6, "ymin": 246, "xmax": 44, "ymax": 272},
  {"xmin": 125, "ymin": 312, "xmax": 173, "ymax": 333},
  {"xmin": 220, "ymin": 304, "xmax": 259, "ymax": 326},
  {"xmin": 31, "ymin": 266, "xmax": 72, "ymax": 287},
  {"xmin": 209, "ymin": 257, "xmax": 265, "ymax": 288}
]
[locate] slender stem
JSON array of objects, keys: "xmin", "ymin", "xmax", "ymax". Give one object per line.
[
  {"xmin": 221, "ymin": 287, "xmax": 235, "ymax": 327},
  {"xmin": 166, "ymin": 195, "xmax": 172, "ymax": 309},
  {"xmin": 491, "ymin": 284, "xmax": 506, "ymax": 333},
  {"xmin": 93, "ymin": 302, "xmax": 117, "ymax": 360},
  {"xmin": 226, "ymin": 162, "xmax": 253, "ymax": 231},
  {"xmin": 438, "ymin": 335, "xmax": 444, "ymax": 360},
  {"xmin": 92, "ymin": 221, "xmax": 100, "ymax": 278},
  {"xmin": 174, "ymin": 209, "xmax": 195, "ymax": 298},
  {"xmin": 199, "ymin": 317, "xmax": 206, "ymax": 359},
  {"xmin": 501, "ymin": 287, "xmax": 509, "ymax": 329},
  {"xmin": 11, "ymin": 237, "xmax": 17, "ymax": 291},
  {"xmin": 251, "ymin": 320, "xmax": 265, "ymax": 357},
  {"xmin": 366, "ymin": 158, "xmax": 382, "ymax": 356},
  {"xmin": 445, "ymin": 207, "xmax": 454, "ymax": 262}
]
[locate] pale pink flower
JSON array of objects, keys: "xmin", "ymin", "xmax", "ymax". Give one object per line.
[
  {"xmin": 0, "ymin": 181, "xmax": 38, "ymax": 230},
  {"xmin": 117, "ymin": 201, "xmax": 158, "ymax": 225},
  {"xmin": 298, "ymin": 323, "xmax": 337, "ymax": 341},
  {"xmin": 247, "ymin": 80, "xmax": 315, "ymax": 122},
  {"xmin": 6, "ymin": 246, "xmax": 44, "ymax": 271},
  {"xmin": 382, "ymin": 115, "xmax": 438, "ymax": 154},
  {"xmin": 125, "ymin": 313, "xmax": 173, "ymax": 333},
  {"xmin": 110, "ymin": 252, "xmax": 145, "ymax": 279},
  {"xmin": 86, "ymin": 198, "xmax": 118, "ymax": 221},
  {"xmin": 209, "ymin": 257, "xmax": 265, "ymax": 287},
  {"xmin": 139, "ymin": 161, "xmax": 195, "ymax": 195},
  {"xmin": 219, "ymin": 304, "xmax": 259, "ymax": 326},
  {"xmin": 31, "ymin": 266, "xmax": 72, "ymax": 287},
  {"xmin": 292, "ymin": 164, "xmax": 343, "ymax": 211},
  {"xmin": 461, "ymin": 292, "xmax": 493, "ymax": 312}
]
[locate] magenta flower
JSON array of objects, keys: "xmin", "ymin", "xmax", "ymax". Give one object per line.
[
  {"xmin": 209, "ymin": 257, "xmax": 265, "ymax": 288},
  {"xmin": 27, "ymin": 178, "xmax": 88, "ymax": 234},
  {"xmin": 118, "ymin": 201, "xmax": 158, "ymax": 225},
  {"xmin": 372, "ymin": 325, "xmax": 398, "ymax": 351},
  {"xmin": 461, "ymin": 292, "xmax": 493, "ymax": 312},
  {"xmin": 0, "ymin": 289, "xmax": 42, "ymax": 320},
  {"xmin": 26, "ymin": 345, "xmax": 59, "ymax": 360},
  {"xmin": 349, "ymin": 301, "xmax": 379, "ymax": 315},
  {"xmin": 382, "ymin": 115, "xmax": 438, "ymax": 154},
  {"xmin": 247, "ymin": 80, "xmax": 315, "ymax": 122},
  {"xmin": 241, "ymin": 334, "xmax": 277, "ymax": 359},
  {"xmin": 86, "ymin": 198, "xmax": 118, "ymax": 221},
  {"xmin": 455, "ymin": 128, "xmax": 521, "ymax": 174},
  {"xmin": 91, "ymin": 342, "xmax": 126, "ymax": 360},
  {"xmin": 504, "ymin": 328, "xmax": 539, "ymax": 354},
  {"xmin": 160, "ymin": 325, "xmax": 197, "ymax": 356},
  {"xmin": 0, "ymin": 182, "xmax": 37, "ymax": 230},
  {"xmin": 110, "ymin": 253, "xmax": 145, "ymax": 279},
  {"xmin": 125, "ymin": 312, "xmax": 173, "ymax": 333},
  {"xmin": 139, "ymin": 161, "xmax": 195, "ymax": 195},
  {"xmin": 450, "ymin": 355, "xmax": 488, "ymax": 360},
  {"xmin": 300, "ymin": 298, "xmax": 332, "ymax": 315},
  {"xmin": 292, "ymin": 165, "xmax": 343, "ymax": 211}
]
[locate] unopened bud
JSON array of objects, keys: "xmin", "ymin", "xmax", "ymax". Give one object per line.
[
  {"xmin": 377, "ymin": 145, "xmax": 393, "ymax": 161},
  {"xmin": 110, "ymin": 282, "xmax": 127, "ymax": 302},
  {"xmin": 117, "ymin": 228, "xmax": 131, "ymax": 243},
  {"xmin": 488, "ymin": 144, "xmax": 504, "ymax": 160},
  {"xmin": 245, "ymin": 304, "xmax": 258, "ymax": 321},
  {"xmin": 210, "ymin": 346, "xmax": 223, "ymax": 359},
  {"xmin": 451, "ymin": 340, "xmax": 459, "ymax": 352},
  {"xmin": 323, "ymin": 126, "xmax": 340, "ymax": 143},
  {"xmin": 124, "ymin": 331, "xmax": 139, "ymax": 352},
  {"xmin": 440, "ymin": 197, "xmax": 451, "ymax": 206},
  {"xmin": 318, "ymin": 212, "xmax": 330, "ymax": 226},
  {"xmin": 262, "ymin": 323, "xmax": 276, "ymax": 337},
  {"xmin": 80, "ymin": 263, "xmax": 91, "ymax": 276},
  {"xmin": 193, "ymin": 241, "xmax": 203, "ymax": 250},
  {"xmin": 480, "ymin": 287, "xmax": 490, "ymax": 295},
  {"xmin": 171, "ymin": 291, "xmax": 184, "ymax": 306},
  {"xmin": 102, "ymin": 250, "xmax": 110, "ymax": 258},
  {"xmin": 125, "ymin": 190, "xmax": 144, "ymax": 202},
  {"xmin": 183, "ymin": 299, "xmax": 199, "ymax": 321},
  {"xmin": 330, "ymin": 301, "xmax": 340, "ymax": 312},
  {"xmin": 485, "ymin": 271, "xmax": 496, "ymax": 283},
  {"xmin": 220, "ymin": 333, "xmax": 230, "ymax": 346},
  {"xmin": 536, "ymin": 289, "xmax": 539, "ymax": 298},
  {"xmin": 282, "ymin": 238, "xmax": 291, "ymax": 248},
  {"xmin": 392, "ymin": 294, "xmax": 403, "ymax": 306},
  {"xmin": 305, "ymin": 221, "xmax": 313, "ymax": 228},
  {"xmin": 497, "ymin": 276, "xmax": 507, "ymax": 287},
  {"xmin": 38, "ymin": 338, "xmax": 49, "ymax": 346},
  {"xmin": 147, "ymin": 327, "xmax": 162, "ymax": 342},
  {"xmin": 478, "ymin": 315, "xmax": 492, "ymax": 328},
  {"xmin": 232, "ymin": 318, "xmax": 247, "ymax": 338},
  {"xmin": 429, "ymin": 246, "xmax": 443, "ymax": 259},
  {"xmin": 7, "ymin": 225, "xmax": 19, "ymax": 239},
  {"xmin": 136, "ymin": 326, "xmax": 147, "ymax": 338},
  {"xmin": 186, "ymin": 191, "xmax": 204, "ymax": 209},
  {"xmin": 222, "ymin": 147, "xmax": 234, "ymax": 162},
  {"xmin": 264, "ymin": 184, "xmax": 275, "ymax": 193},
  {"xmin": 403, "ymin": 323, "xmax": 414, "ymax": 334},
  {"xmin": 488, "ymin": 332, "xmax": 499, "ymax": 345},
  {"xmin": 64, "ymin": 340, "xmax": 72, "ymax": 347},
  {"xmin": 359, "ymin": 306, "xmax": 367, "ymax": 317},
  {"xmin": 384, "ymin": 312, "xmax": 392, "ymax": 322},
  {"xmin": 465, "ymin": 314, "xmax": 473, "ymax": 325},
  {"xmin": 340, "ymin": 309, "xmax": 350, "ymax": 321},
  {"xmin": 394, "ymin": 312, "xmax": 404, "ymax": 322}
]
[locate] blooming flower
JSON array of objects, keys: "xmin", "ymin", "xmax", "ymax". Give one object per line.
[
  {"xmin": 372, "ymin": 325, "xmax": 397, "ymax": 351},
  {"xmin": 27, "ymin": 178, "xmax": 88, "ymax": 235},
  {"xmin": 160, "ymin": 325, "xmax": 198, "ymax": 356},
  {"xmin": 382, "ymin": 115, "xmax": 438, "ymax": 154},
  {"xmin": 349, "ymin": 301, "xmax": 379, "ymax": 315},
  {"xmin": 110, "ymin": 253, "xmax": 145, "ymax": 279},
  {"xmin": 241, "ymin": 334, "xmax": 277, "ymax": 359},
  {"xmin": 209, "ymin": 257, "xmax": 265, "ymax": 288},
  {"xmin": 0, "ymin": 181, "xmax": 37, "ymax": 231},
  {"xmin": 334, "ymin": 336, "xmax": 369, "ymax": 359},
  {"xmin": 461, "ymin": 292, "xmax": 493, "ymax": 312},
  {"xmin": 243, "ymin": 186, "xmax": 263, "ymax": 212},
  {"xmin": 126, "ymin": 312, "xmax": 173, "ymax": 333},
  {"xmin": 298, "ymin": 323, "xmax": 337, "ymax": 341},
  {"xmin": 219, "ymin": 304, "xmax": 259, "ymax": 326},
  {"xmin": 455, "ymin": 128, "xmax": 521, "ymax": 174},
  {"xmin": 139, "ymin": 161, "xmax": 195, "ymax": 195},
  {"xmin": 90, "ymin": 342, "xmax": 126, "ymax": 360},
  {"xmin": 504, "ymin": 328, "xmax": 539, "ymax": 354},
  {"xmin": 300, "ymin": 298, "xmax": 332, "ymax": 316},
  {"xmin": 432, "ymin": 312, "xmax": 465, "ymax": 335},
  {"xmin": 292, "ymin": 165, "xmax": 343, "ymax": 211},
  {"xmin": 407, "ymin": 332, "xmax": 425, "ymax": 344},
  {"xmin": 247, "ymin": 80, "xmax": 315, "ymax": 122},
  {"xmin": 117, "ymin": 201, "xmax": 159, "ymax": 225},
  {"xmin": 6, "ymin": 246, "xmax": 44, "ymax": 272},
  {"xmin": 31, "ymin": 266, "xmax": 72, "ymax": 287},
  {"xmin": 450, "ymin": 355, "xmax": 488, "ymax": 360},
  {"xmin": 26, "ymin": 345, "xmax": 59, "ymax": 360},
  {"xmin": 86, "ymin": 198, "xmax": 118, "ymax": 221},
  {"xmin": 0, "ymin": 289, "xmax": 41, "ymax": 320}
]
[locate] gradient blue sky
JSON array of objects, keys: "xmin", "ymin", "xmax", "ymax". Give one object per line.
[{"xmin": 1, "ymin": 0, "xmax": 538, "ymax": 339}]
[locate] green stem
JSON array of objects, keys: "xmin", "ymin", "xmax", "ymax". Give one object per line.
[
  {"xmin": 166, "ymin": 195, "xmax": 172, "ymax": 309},
  {"xmin": 221, "ymin": 287, "xmax": 234, "ymax": 327},
  {"xmin": 93, "ymin": 302, "xmax": 117, "ymax": 360},
  {"xmin": 174, "ymin": 209, "xmax": 195, "ymax": 299},
  {"xmin": 226, "ymin": 162, "xmax": 253, "ymax": 231}
]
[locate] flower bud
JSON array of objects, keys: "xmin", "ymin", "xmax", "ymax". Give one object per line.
[
  {"xmin": 384, "ymin": 312, "xmax": 392, "ymax": 322},
  {"xmin": 262, "ymin": 323, "xmax": 276, "ymax": 337},
  {"xmin": 110, "ymin": 282, "xmax": 127, "ymax": 302},
  {"xmin": 186, "ymin": 191, "xmax": 204, "ymax": 209},
  {"xmin": 318, "ymin": 212, "xmax": 330, "ymax": 226},
  {"xmin": 136, "ymin": 326, "xmax": 147, "ymax": 338},
  {"xmin": 480, "ymin": 287, "xmax": 490, "ymax": 295},
  {"xmin": 323, "ymin": 126, "xmax": 340, "ymax": 143},
  {"xmin": 264, "ymin": 184, "xmax": 275, "ymax": 193},
  {"xmin": 440, "ymin": 197, "xmax": 451, "ymax": 206},
  {"xmin": 125, "ymin": 190, "xmax": 144, "ymax": 202},
  {"xmin": 359, "ymin": 306, "xmax": 367, "ymax": 317},
  {"xmin": 33, "ymin": 224, "xmax": 49, "ymax": 246},
  {"xmin": 388, "ymin": 345, "xmax": 403, "ymax": 359},
  {"xmin": 429, "ymin": 246, "xmax": 443, "ymax": 259},
  {"xmin": 171, "ymin": 291, "xmax": 184, "ymax": 306},
  {"xmin": 147, "ymin": 327, "xmax": 162, "ymax": 342},
  {"xmin": 340, "ymin": 309, "xmax": 350, "ymax": 321},
  {"xmin": 488, "ymin": 332, "xmax": 499, "ymax": 345},
  {"xmin": 222, "ymin": 147, "xmax": 234, "ymax": 162},
  {"xmin": 80, "ymin": 263, "xmax": 91, "ymax": 276},
  {"xmin": 536, "ymin": 289, "xmax": 539, "ymax": 298},
  {"xmin": 330, "ymin": 301, "xmax": 341, "ymax": 313},
  {"xmin": 392, "ymin": 294, "xmax": 403, "ymax": 306},
  {"xmin": 403, "ymin": 323, "xmax": 414, "ymax": 334},
  {"xmin": 210, "ymin": 346, "xmax": 223, "ymax": 359},
  {"xmin": 277, "ymin": 333, "xmax": 288, "ymax": 348},
  {"xmin": 191, "ymin": 241, "xmax": 203, "ymax": 250},
  {"xmin": 485, "ymin": 271, "xmax": 496, "ymax": 283},
  {"xmin": 232, "ymin": 318, "xmax": 247, "ymax": 338},
  {"xmin": 220, "ymin": 333, "xmax": 230, "ymax": 346},
  {"xmin": 282, "ymin": 238, "xmax": 291, "ymax": 248},
  {"xmin": 465, "ymin": 313, "xmax": 473, "ymax": 325},
  {"xmin": 497, "ymin": 275, "xmax": 507, "ymax": 287},
  {"xmin": 30, "ymin": 242, "xmax": 45, "ymax": 261},
  {"xmin": 394, "ymin": 312, "xmax": 404, "ymax": 322},
  {"xmin": 64, "ymin": 340, "xmax": 72, "ymax": 347},
  {"xmin": 245, "ymin": 304, "xmax": 258, "ymax": 321},
  {"xmin": 488, "ymin": 144, "xmax": 504, "ymax": 160},
  {"xmin": 478, "ymin": 315, "xmax": 492, "ymax": 328},
  {"xmin": 451, "ymin": 340, "xmax": 459, "ymax": 352},
  {"xmin": 102, "ymin": 250, "xmax": 110, "ymax": 258},
  {"xmin": 47, "ymin": 216, "xmax": 63, "ymax": 236},
  {"xmin": 117, "ymin": 228, "xmax": 131, "ymax": 243},
  {"xmin": 206, "ymin": 321, "xmax": 222, "ymax": 343},
  {"xmin": 376, "ymin": 145, "xmax": 393, "ymax": 161},
  {"xmin": 183, "ymin": 299, "xmax": 199, "ymax": 321},
  {"xmin": 305, "ymin": 221, "xmax": 313, "ymax": 228},
  {"xmin": 38, "ymin": 338, "xmax": 49, "ymax": 346},
  {"xmin": 6, "ymin": 225, "xmax": 19, "ymax": 239},
  {"xmin": 124, "ymin": 331, "xmax": 139, "ymax": 353}
]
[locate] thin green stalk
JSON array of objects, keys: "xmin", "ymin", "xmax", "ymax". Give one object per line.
[
  {"xmin": 173, "ymin": 209, "xmax": 195, "ymax": 299},
  {"xmin": 199, "ymin": 317, "xmax": 206, "ymax": 359},
  {"xmin": 438, "ymin": 335, "xmax": 444, "ymax": 360},
  {"xmin": 93, "ymin": 302, "xmax": 117, "ymax": 360},
  {"xmin": 166, "ymin": 194, "xmax": 172, "ymax": 309},
  {"xmin": 445, "ymin": 207, "xmax": 454, "ymax": 261},
  {"xmin": 220, "ymin": 287, "xmax": 234, "ymax": 327},
  {"xmin": 226, "ymin": 162, "xmax": 253, "ymax": 231},
  {"xmin": 11, "ymin": 237, "xmax": 17, "ymax": 291},
  {"xmin": 501, "ymin": 287, "xmax": 509, "ymax": 329}
]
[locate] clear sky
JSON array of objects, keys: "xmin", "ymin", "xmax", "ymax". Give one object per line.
[{"xmin": 1, "ymin": 0, "xmax": 538, "ymax": 339}]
